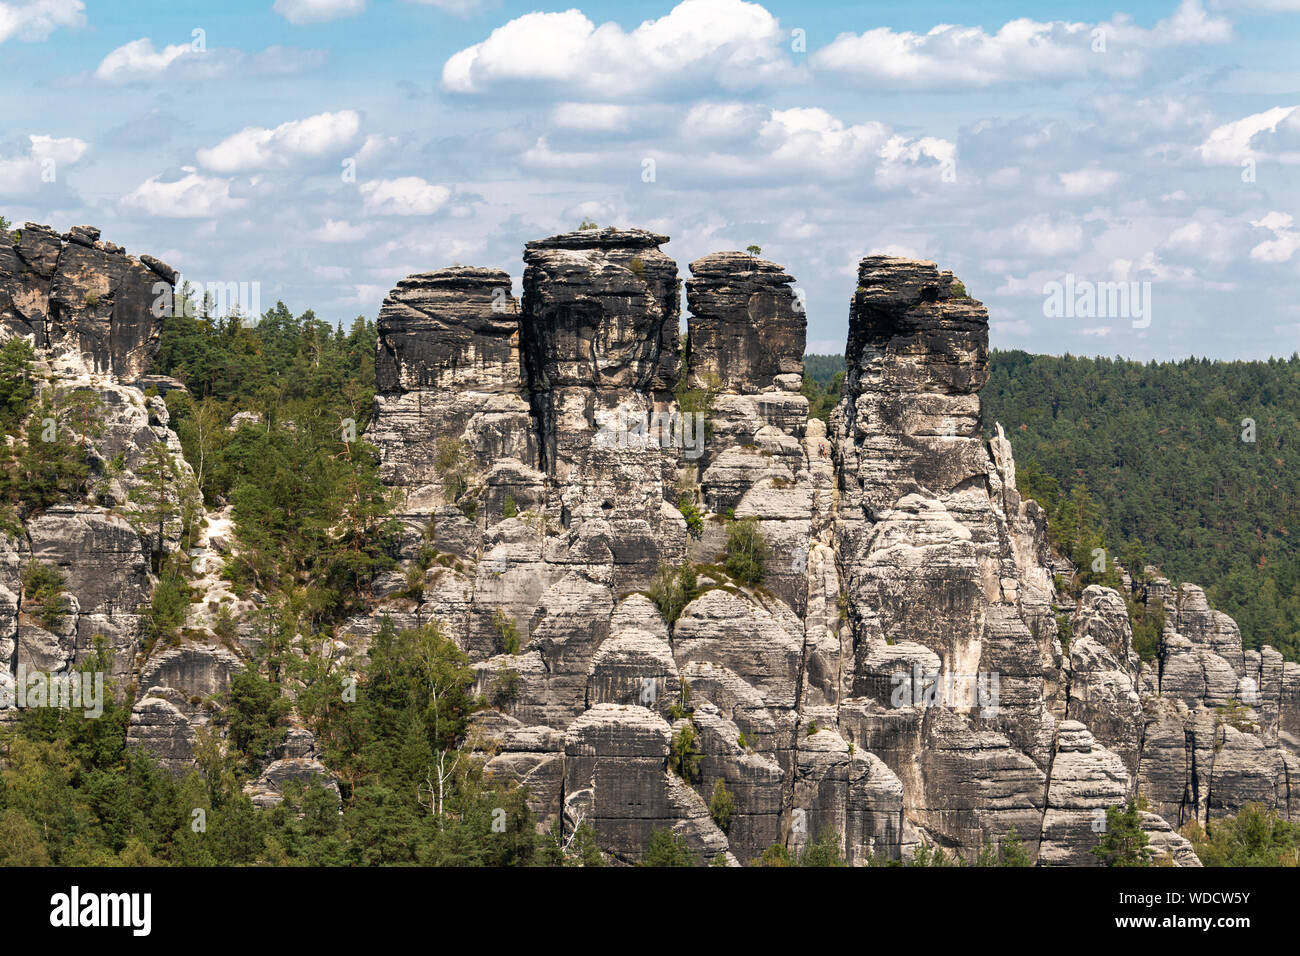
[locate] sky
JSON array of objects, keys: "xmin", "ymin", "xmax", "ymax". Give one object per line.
[{"xmin": 1, "ymin": 0, "xmax": 1298, "ymax": 359}]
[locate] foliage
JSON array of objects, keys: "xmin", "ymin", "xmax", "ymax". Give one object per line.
[
  {"xmin": 11, "ymin": 389, "xmax": 92, "ymax": 512},
  {"xmin": 156, "ymin": 301, "xmax": 394, "ymax": 625},
  {"xmin": 490, "ymin": 663, "xmax": 521, "ymax": 708},
  {"xmin": 800, "ymin": 828, "xmax": 848, "ymax": 867},
  {"xmin": 216, "ymin": 664, "xmax": 293, "ymax": 771},
  {"xmin": 21, "ymin": 560, "xmax": 66, "ymax": 631},
  {"xmin": 0, "ymin": 338, "xmax": 35, "ymax": 434},
  {"xmin": 140, "ymin": 562, "xmax": 190, "ymax": 655},
  {"xmin": 668, "ymin": 723, "xmax": 703, "ymax": 783},
  {"xmin": 754, "ymin": 844, "xmax": 794, "ymax": 866},
  {"xmin": 908, "ymin": 843, "xmax": 960, "ymax": 867},
  {"xmin": 642, "ymin": 829, "xmax": 695, "ymax": 867},
  {"xmin": 723, "ymin": 516, "xmax": 768, "ymax": 586},
  {"xmin": 985, "ymin": 349, "xmax": 1300, "ymax": 660},
  {"xmin": 677, "ymin": 494, "xmax": 704, "ymax": 536},
  {"xmin": 537, "ymin": 820, "xmax": 605, "ymax": 867},
  {"xmin": 1183, "ymin": 803, "xmax": 1300, "ymax": 866},
  {"xmin": 802, "ymin": 370, "xmax": 843, "ymax": 422},
  {"xmin": 709, "ymin": 779, "xmax": 735, "ymax": 834},
  {"xmin": 434, "ymin": 437, "xmax": 476, "ymax": 505},
  {"xmin": 648, "ymin": 561, "xmax": 698, "ymax": 631},
  {"xmin": 491, "ymin": 609, "xmax": 521, "ymax": 655},
  {"xmin": 1128, "ymin": 595, "xmax": 1165, "ymax": 663},
  {"xmin": 974, "ymin": 828, "xmax": 1032, "ymax": 866},
  {"xmin": 1092, "ymin": 798, "xmax": 1153, "ymax": 867}
]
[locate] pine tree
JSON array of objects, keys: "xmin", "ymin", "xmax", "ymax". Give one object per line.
[
  {"xmin": 129, "ymin": 441, "xmax": 181, "ymax": 572},
  {"xmin": 1092, "ymin": 799, "xmax": 1153, "ymax": 867}
]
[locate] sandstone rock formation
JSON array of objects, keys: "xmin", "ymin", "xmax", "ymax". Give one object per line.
[
  {"xmin": 1, "ymin": 223, "xmax": 175, "ymax": 380},
  {"xmin": 8, "ymin": 219, "xmax": 1294, "ymax": 868},
  {"xmin": 0, "ymin": 223, "xmax": 245, "ymax": 780},
  {"xmin": 352, "ymin": 231, "xmax": 1299, "ymax": 866}
]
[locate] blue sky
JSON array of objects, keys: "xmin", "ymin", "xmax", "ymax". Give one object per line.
[{"xmin": 2, "ymin": 0, "xmax": 1298, "ymax": 359}]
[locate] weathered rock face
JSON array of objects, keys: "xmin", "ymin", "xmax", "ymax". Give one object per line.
[
  {"xmin": 0, "ymin": 224, "xmax": 231, "ymax": 775},
  {"xmin": 684, "ymin": 252, "xmax": 804, "ymax": 392},
  {"xmin": 353, "ymin": 231, "xmax": 1294, "ymax": 865},
  {"xmin": 0, "ymin": 222, "xmax": 176, "ymax": 380}
]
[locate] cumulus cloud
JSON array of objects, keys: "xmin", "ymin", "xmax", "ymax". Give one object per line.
[
  {"xmin": 1198, "ymin": 105, "xmax": 1300, "ymax": 164},
  {"xmin": 1251, "ymin": 211, "xmax": 1300, "ymax": 262},
  {"xmin": 94, "ymin": 37, "xmax": 326, "ymax": 85},
  {"xmin": 1010, "ymin": 214, "xmax": 1086, "ymax": 256},
  {"xmin": 758, "ymin": 108, "xmax": 891, "ymax": 176},
  {"xmin": 273, "ymin": 0, "xmax": 366, "ymax": 25},
  {"xmin": 310, "ymin": 219, "xmax": 370, "ymax": 242},
  {"xmin": 442, "ymin": 0, "xmax": 799, "ymax": 98},
  {"xmin": 359, "ymin": 176, "xmax": 451, "ymax": 215},
  {"xmin": 0, "ymin": 0, "xmax": 83, "ymax": 44},
  {"xmin": 680, "ymin": 102, "xmax": 765, "ymax": 141},
  {"xmin": 197, "ymin": 111, "xmax": 361, "ymax": 173},
  {"xmin": 121, "ymin": 168, "xmax": 246, "ymax": 218},
  {"xmin": 812, "ymin": 0, "xmax": 1230, "ymax": 90},
  {"xmin": 1057, "ymin": 168, "xmax": 1124, "ymax": 196},
  {"xmin": 0, "ymin": 134, "xmax": 87, "ymax": 197},
  {"xmin": 550, "ymin": 103, "xmax": 630, "ymax": 132}
]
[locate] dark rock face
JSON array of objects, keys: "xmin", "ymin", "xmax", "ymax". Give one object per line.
[
  {"xmin": 837, "ymin": 256, "xmax": 990, "ymax": 517},
  {"xmin": 520, "ymin": 228, "xmax": 680, "ymax": 473},
  {"xmin": 0, "ymin": 222, "xmax": 175, "ymax": 379},
  {"xmin": 369, "ymin": 267, "xmax": 536, "ymax": 502},
  {"xmin": 376, "ymin": 268, "xmax": 521, "ymax": 394},
  {"xmin": 685, "ymin": 251, "xmax": 804, "ymax": 392}
]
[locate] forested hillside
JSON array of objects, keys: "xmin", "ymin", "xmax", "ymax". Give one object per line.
[
  {"xmin": 801, "ymin": 349, "xmax": 1300, "ymax": 661},
  {"xmin": 983, "ymin": 351, "xmax": 1300, "ymax": 661}
]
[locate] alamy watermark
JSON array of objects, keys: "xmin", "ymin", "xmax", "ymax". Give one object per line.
[
  {"xmin": 890, "ymin": 665, "xmax": 1001, "ymax": 717},
  {"xmin": 1042, "ymin": 274, "xmax": 1152, "ymax": 329},
  {"xmin": 1, "ymin": 664, "xmax": 104, "ymax": 718},
  {"xmin": 593, "ymin": 407, "xmax": 705, "ymax": 460},
  {"xmin": 152, "ymin": 274, "xmax": 261, "ymax": 321}
]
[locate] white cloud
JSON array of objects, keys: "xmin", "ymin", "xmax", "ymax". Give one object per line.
[
  {"xmin": 121, "ymin": 169, "xmax": 246, "ymax": 218},
  {"xmin": 0, "ymin": 134, "xmax": 87, "ymax": 197},
  {"xmin": 759, "ymin": 108, "xmax": 891, "ymax": 175},
  {"xmin": 197, "ymin": 111, "xmax": 361, "ymax": 173},
  {"xmin": 551, "ymin": 103, "xmax": 630, "ymax": 132},
  {"xmin": 1198, "ymin": 105, "xmax": 1300, "ymax": 164},
  {"xmin": 991, "ymin": 318, "xmax": 1034, "ymax": 336},
  {"xmin": 94, "ymin": 37, "xmax": 327, "ymax": 84},
  {"xmin": 0, "ymin": 0, "xmax": 83, "ymax": 44},
  {"xmin": 310, "ymin": 219, "xmax": 369, "ymax": 242},
  {"xmin": 442, "ymin": 0, "xmax": 797, "ymax": 98},
  {"xmin": 1251, "ymin": 211, "xmax": 1300, "ymax": 262},
  {"xmin": 812, "ymin": 0, "xmax": 1230, "ymax": 91},
  {"xmin": 1010, "ymin": 214, "xmax": 1085, "ymax": 256},
  {"xmin": 360, "ymin": 176, "xmax": 451, "ymax": 215},
  {"xmin": 95, "ymin": 38, "xmax": 191, "ymax": 83},
  {"xmin": 680, "ymin": 102, "xmax": 764, "ymax": 140},
  {"xmin": 1057, "ymin": 168, "xmax": 1123, "ymax": 196},
  {"xmin": 273, "ymin": 0, "xmax": 366, "ymax": 25}
]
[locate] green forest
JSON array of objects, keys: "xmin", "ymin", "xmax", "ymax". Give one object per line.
[
  {"xmin": 983, "ymin": 350, "xmax": 1300, "ymax": 662},
  {"xmin": 802, "ymin": 350, "xmax": 1300, "ymax": 662}
]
